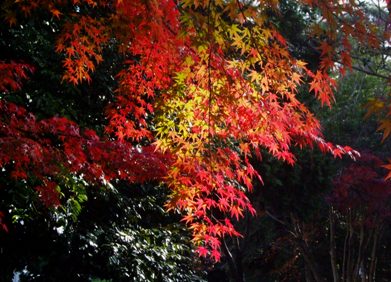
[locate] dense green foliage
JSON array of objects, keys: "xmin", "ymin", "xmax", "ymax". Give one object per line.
[{"xmin": 0, "ymin": 183, "xmax": 205, "ymax": 281}]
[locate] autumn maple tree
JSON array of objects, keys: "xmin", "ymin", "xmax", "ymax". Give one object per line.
[{"xmin": 0, "ymin": 0, "xmax": 389, "ymax": 262}]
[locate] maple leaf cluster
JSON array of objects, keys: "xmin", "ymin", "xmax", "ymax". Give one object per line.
[
  {"xmin": 106, "ymin": 0, "xmax": 183, "ymax": 141},
  {"xmin": 0, "ymin": 61, "xmax": 33, "ymax": 93},
  {"xmin": 56, "ymin": 15, "xmax": 108, "ymax": 84},
  {"xmin": 155, "ymin": 0, "xmax": 367, "ymax": 259},
  {"xmin": 0, "ymin": 0, "xmax": 388, "ymax": 261},
  {"xmin": 0, "ymin": 100, "xmax": 170, "ymax": 208}
]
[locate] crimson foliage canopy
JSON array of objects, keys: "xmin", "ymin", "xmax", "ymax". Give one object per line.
[{"xmin": 1, "ymin": 0, "xmax": 388, "ymax": 260}]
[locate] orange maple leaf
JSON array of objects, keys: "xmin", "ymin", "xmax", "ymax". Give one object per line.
[{"xmin": 383, "ymin": 160, "xmax": 391, "ymax": 180}]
